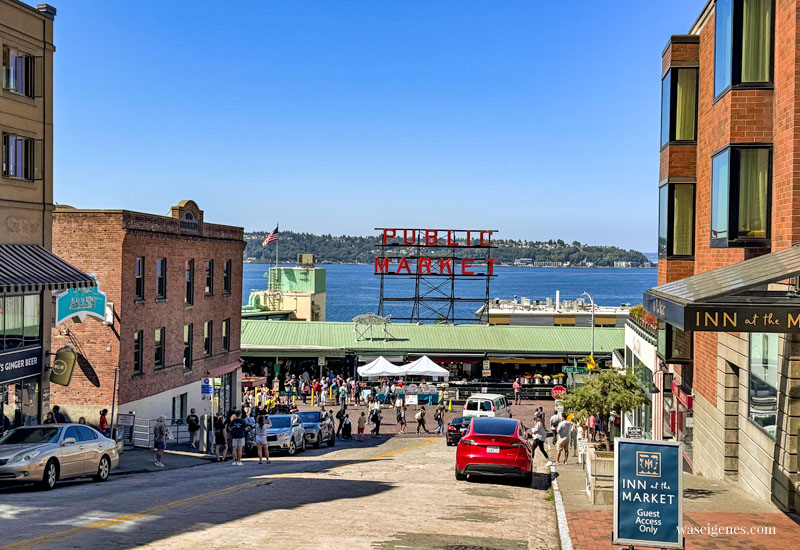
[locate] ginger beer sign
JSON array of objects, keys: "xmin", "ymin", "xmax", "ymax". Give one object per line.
[{"xmin": 613, "ymin": 439, "xmax": 683, "ymax": 548}]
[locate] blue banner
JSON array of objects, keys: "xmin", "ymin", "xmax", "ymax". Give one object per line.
[
  {"xmin": 54, "ymin": 275, "xmax": 107, "ymax": 325},
  {"xmin": 0, "ymin": 346, "xmax": 42, "ymax": 385},
  {"xmin": 614, "ymin": 438, "xmax": 683, "ymax": 548}
]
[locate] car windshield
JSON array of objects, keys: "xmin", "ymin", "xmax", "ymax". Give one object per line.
[
  {"xmin": 269, "ymin": 416, "xmax": 292, "ymax": 428},
  {"xmin": 451, "ymin": 417, "xmax": 467, "ymax": 425},
  {"xmin": 0, "ymin": 427, "xmax": 61, "ymax": 445},
  {"xmin": 297, "ymin": 412, "xmax": 321, "ymax": 423},
  {"xmin": 472, "ymin": 418, "xmax": 517, "ymax": 436}
]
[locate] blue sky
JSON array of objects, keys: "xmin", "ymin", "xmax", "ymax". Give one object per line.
[{"xmin": 49, "ymin": 1, "xmax": 706, "ymax": 251}]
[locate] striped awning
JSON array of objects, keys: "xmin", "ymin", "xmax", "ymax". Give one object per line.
[{"xmin": 0, "ymin": 244, "xmax": 96, "ymax": 293}]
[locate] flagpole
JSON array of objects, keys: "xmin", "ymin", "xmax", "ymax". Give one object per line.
[{"xmin": 275, "ymin": 223, "xmax": 279, "ymax": 271}]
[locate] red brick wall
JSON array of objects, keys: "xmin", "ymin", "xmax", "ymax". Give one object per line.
[
  {"xmin": 657, "ymin": 259, "xmax": 694, "ymax": 285},
  {"xmin": 660, "ymin": 145, "xmax": 698, "ymax": 180}
]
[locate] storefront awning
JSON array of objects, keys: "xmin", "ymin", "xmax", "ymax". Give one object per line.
[
  {"xmin": 0, "ymin": 244, "xmax": 96, "ymax": 293},
  {"xmin": 208, "ymin": 361, "xmax": 242, "ymax": 377},
  {"xmin": 644, "ymin": 245, "xmax": 800, "ymax": 332}
]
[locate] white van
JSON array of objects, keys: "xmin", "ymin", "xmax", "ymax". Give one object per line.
[{"xmin": 462, "ymin": 393, "xmax": 512, "ymax": 418}]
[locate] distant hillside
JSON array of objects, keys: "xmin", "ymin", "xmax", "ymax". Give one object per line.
[{"xmin": 243, "ymin": 231, "xmax": 650, "ymax": 268}]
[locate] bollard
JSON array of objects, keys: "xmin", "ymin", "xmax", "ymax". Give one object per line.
[
  {"xmin": 311, "ymin": 389, "xmax": 315, "ymax": 407},
  {"xmin": 292, "ymin": 395, "xmax": 296, "ymax": 407}
]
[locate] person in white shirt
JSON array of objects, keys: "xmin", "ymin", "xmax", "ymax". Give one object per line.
[
  {"xmin": 531, "ymin": 413, "xmax": 552, "ymax": 467},
  {"xmin": 549, "ymin": 412, "xmax": 561, "ymax": 446},
  {"xmin": 556, "ymin": 413, "xmax": 573, "ymax": 465}
]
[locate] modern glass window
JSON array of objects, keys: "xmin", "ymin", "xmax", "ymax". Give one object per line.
[
  {"xmin": 2, "ymin": 46, "xmax": 38, "ymax": 98},
  {"xmin": 657, "ymin": 322, "xmax": 693, "ymax": 364},
  {"xmin": 222, "ymin": 318, "xmax": 230, "ymax": 351},
  {"xmin": 133, "ymin": 330, "xmax": 143, "ymax": 374},
  {"xmin": 204, "ymin": 321, "xmax": 212, "ymax": 356},
  {"xmin": 156, "ymin": 258, "xmax": 167, "ymax": 299},
  {"xmin": 711, "ymin": 146, "xmax": 771, "ymax": 247},
  {"xmin": 0, "ymin": 294, "xmax": 40, "ymax": 351},
  {"xmin": 714, "ymin": 0, "xmax": 774, "ymax": 100},
  {"xmin": 748, "ymin": 332, "xmax": 778, "ymax": 438},
  {"xmin": 185, "ymin": 260, "xmax": 194, "ymax": 305},
  {"xmin": 183, "ymin": 324, "xmax": 193, "ymax": 370},
  {"xmin": 658, "ymin": 182, "xmax": 695, "ymax": 258},
  {"xmin": 135, "ymin": 257, "xmax": 145, "ymax": 300},
  {"xmin": 204, "ymin": 260, "xmax": 214, "ymax": 295},
  {"xmin": 661, "ymin": 68, "xmax": 698, "ymax": 147},
  {"xmin": 154, "ymin": 327, "xmax": 165, "ymax": 369},
  {"xmin": 223, "ymin": 259, "xmax": 232, "ymax": 294},
  {"xmin": 2, "ymin": 133, "xmax": 41, "ymax": 180}
]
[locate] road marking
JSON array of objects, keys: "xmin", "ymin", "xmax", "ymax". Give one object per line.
[{"xmin": 0, "ymin": 437, "xmax": 436, "ymax": 550}]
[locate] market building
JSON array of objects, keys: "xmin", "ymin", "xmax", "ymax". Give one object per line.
[
  {"xmin": 49, "ymin": 201, "xmax": 245, "ymax": 425},
  {"xmin": 1, "ymin": 2, "xmax": 95, "ymax": 435},
  {"xmin": 647, "ymin": 0, "xmax": 799, "ymax": 512}
]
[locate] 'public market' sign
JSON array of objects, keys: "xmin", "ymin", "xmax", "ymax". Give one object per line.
[
  {"xmin": 613, "ymin": 438, "xmax": 683, "ymax": 549},
  {"xmin": 54, "ymin": 275, "xmax": 107, "ymax": 325}
]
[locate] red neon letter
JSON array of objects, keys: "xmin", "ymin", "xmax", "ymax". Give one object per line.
[
  {"xmin": 447, "ymin": 231, "xmax": 459, "ymax": 247},
  {"xmin": 374, "ymin": 257, "xmax": 389, "ymax": 274},
  {"xmin": 397, "ymin": 257, "xmax": 411, "ymax": 274},
  {"xmin": 425, "ymin": 230, "xmax": 438, "ymax": 246},
  {"xmin": 439, "ymin": 258, "xmax": 453, "ymax": 275},
  {"xmin": 480, "ymin": 231, "xmax": 493, "ymax": 247},
  {"xmin": 461, "ymin": 258, "xmax": 474, "ymax": 275},
  {"xmin": 487, "ymin": 258, "xmax": 499, "ymax": 275},
  {"xmin": 403, "ymin": 229, "xmax": 416, "ymax": 245},
  {"xmin": 382, "ymin": 229, "xmax": 396, "ymax": 245},
  {"xmin": 418, "ymin": 257, "xmax": 432, "ymax": 274},
  {"xmin": 465, "ymin": 231, "xmax": 472, "ymax": 246}
]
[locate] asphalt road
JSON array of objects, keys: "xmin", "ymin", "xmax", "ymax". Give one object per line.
[{"xmin": 0, "ymin": 436, "xmax": 559, "ymax": 550}]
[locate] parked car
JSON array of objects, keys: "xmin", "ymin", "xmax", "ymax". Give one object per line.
[
  {"xmin": 296, "ymin": 411, "xmax": 335, "ymax": 448},
  {"xmin": 446, "ymin": 416, "xmax": 472, "ymax": 446},
  {"xmin": 462, "ymin": 393, "xmax": 513, "ymax": 418},
  {"xmin": 265, "ymin": 414, "xmax": 306, "ymax": 455},
  {"xmin": 455, "ymin": 417, "xmax": 532, "ymax": 485},
  {"xmin": 0, "ymin": 424, "xmax": 120, "ymax": 490}
]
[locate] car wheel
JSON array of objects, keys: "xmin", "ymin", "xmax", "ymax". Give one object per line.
[
  {"xmin": 522, "ymin": 471, "xmax": 533, "ymax": 487},
  {"xmin": 300, "ymin": 436, "xmax": 306, "ymax": 453},
  {"xmin": 287, "ymin": 439, "xmax": 296, "ymax": 456},
  {"xmin": 446, "ymin": 440, "xmax": 452, "ymax": 446},
  {"xmin": 327, "ymin": 434, "xmax": 335, "ymax": 447},
  {"xmin": 315, "ymin": 435, "xmax": 322, "ymax": 449},
  {"xmin": 455, "ymin": 465, "xmax": 466, "ymax": 481},
  {"xmin": 93, "ymin": 455, "xmax": 111, "ymax": 482},
  {"xmin": 40, "ymin": 459, "xmax": 59, "ymax": 490}
]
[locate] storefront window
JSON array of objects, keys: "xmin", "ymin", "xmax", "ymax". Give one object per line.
[
  {"xmin": 0, "ymin": 294, "xmax": 41, "ymax": 351},
  {"xmin": 748, "ymin": 332, "xmax": 778, "ymax": 438},
  {"xmin": 0, "ymin": 378, "xmax": 39, "ymax": 435}
]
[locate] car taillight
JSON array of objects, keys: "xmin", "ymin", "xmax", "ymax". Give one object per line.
[
  {"xmin": 510, "ymin": 442, "xmax": 526, "ymax": 448},
  {"xmin": 460, "ymin": 438, "xmax": 476, "ymax": 445},
  {"xmin": 492, "ymin": 405, "xmax": 496, "ymax": 411},
  {"xmin": 448, "ymin": 426, "xmax": 456, "ymax": 431}
]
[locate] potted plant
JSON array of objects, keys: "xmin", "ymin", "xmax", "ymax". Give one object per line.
[
  {"xmin": 533, "ymin": 373, "xmax": 542, "ymax": 384},
  {"xmin": 543, "ymin": 375, "xmax": 551, "ymax": 384}
]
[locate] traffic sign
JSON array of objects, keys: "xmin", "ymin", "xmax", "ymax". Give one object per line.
[
  {"xmin": 201, "ymin": 377, "xmax": 213, "ymax": 395},
  {"xmin": 564, "ymin": 365, "xmax": 589, "ymax": 374},
  {"xmin": 551, "ymin": 385, "xmax": 567, "ymax": 399}
]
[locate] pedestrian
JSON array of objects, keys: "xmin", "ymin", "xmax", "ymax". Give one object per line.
[
  {"xmin": 513, "ymin": 378, "xmax": 521, "ymax": 405},
  {"xmin": 98, "ymin": 409, "xmax": 109, "ymax": 435},
  {"xmin": 395, "ymin": 395, "xmax": 403, "ymax": 418},
  {"xmin": 153, "ymin": 415, "xmax": 168, "ymax": 467},
  {"xmin": 52, "ymin": 406, "xmax": 67, "ymax": 423},
  {"xmin": 588, "ymin": 414, "xmax": 596, "ymax": 442},
  {"xmin": 186, "ymin": 408, "xmax": 200, "ymax": 449},
  {"xmin": 399, "ymin": 404, "xmax": 408, "ymax": 434},
  {"xmin": 342, "ymin": 414, "xmax": 352, "ymax": 439},
  {"xmin": 336, "ymin": 405, "xmax": 347, "ymax": 438},
  {"xmin": 550, "ymin": 410, "xmax": 561, "ymax": 446},
  {"xmin": 416, "ymin": 406, "xmax": 430, "ymax": 434},
  {"xmin": 254, "ymin": 415, "xmax": 271, "ymax": 464},
  {"xmin": 434, "ymin": 402, "xmax": 445, "ymax": 434},
  {"xmin": 214, "ymin": 414, "xmax": 228, "ymax": 462},
  {"xmin": 43, "ymin": 412, "xmax": 56, "ymax": 424},
  {"xmin": 556, "ymin": 413, "xmax": 573, "ymax": 465},
  {"xmin": 357, "ymin": 411, "xmax": 366, "ymax": 440},
  {"xmin": 531, "ymin": 414, "xmax": 552, "ymax": 467},
  {"xmin": 78, "ymin": 416, "xmax": 86, "ymax": 425},
  {"xmin": 371, "ymin": 409, "xmax": 382, "ymax": 437},
  {"xmin": 229, "ymin": 412, "xmax": 247, "ymax": 466}
]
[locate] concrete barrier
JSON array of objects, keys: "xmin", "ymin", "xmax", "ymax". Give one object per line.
[{"xmin": 586, "ymin": 445, "xmax": 614, "ymax": 505}]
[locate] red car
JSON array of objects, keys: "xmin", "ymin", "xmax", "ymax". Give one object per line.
[{"xmin": 455, "ymin": 417, "xmax": 533, "ymax": 485}]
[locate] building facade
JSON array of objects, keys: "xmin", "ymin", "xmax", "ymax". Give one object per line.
[
  {"xmin": 50, "ymin": 201, "xmax": 245, "ymax": 425},
  {"xmin": 1, "ymin": 2, "xmax": 95, "ymax": 435},
  {"xmin": 650, "ymin": 0, "xmax": 800, "ymax": 512},
  {"xmin": 244, "ymin": 258, "xmax": 326, "ymax": 322}
]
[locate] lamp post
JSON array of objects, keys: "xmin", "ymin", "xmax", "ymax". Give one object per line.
[{"xmin": 581, "ymin": 291, "xmax": 595, "ymax": 358}]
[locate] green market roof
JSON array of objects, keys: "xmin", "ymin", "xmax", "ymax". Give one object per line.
[{"xmin": 241, "ymin": 320, "xmax": 624, "ymax": 358}]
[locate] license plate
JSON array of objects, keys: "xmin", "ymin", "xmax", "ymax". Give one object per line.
[{"xmin": 487, "ymin": 446, "xmax": 500, "ymax": 454}]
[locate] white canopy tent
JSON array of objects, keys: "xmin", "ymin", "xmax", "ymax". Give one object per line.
[
  {"xmin": 356, "ymin": 356, "xmax": 405, "ymax": 377},
  {"xmin": 402, "ymin": 356, "xmax": 450, "ymax": 380}
]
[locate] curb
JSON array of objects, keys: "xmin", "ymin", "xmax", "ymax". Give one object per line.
[{"xmin": 550, "ymin": 465, "xmax": 574, "ymax": 550}]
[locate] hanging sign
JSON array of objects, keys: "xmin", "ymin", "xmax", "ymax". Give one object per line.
[
  {"xmin": 54, "ymin": 275, "xmax": 107, "ymax": 325},
  {"xmin": 482, "ymin": 359, "xmax": 491, "ymax": 377},
  {"xmin": 0, "ymin": 346, "xmax": 41, "ymax": 385},
  {"xmin": 613, "ymin": 439, "xmax": 683, "ymax": 548},
  {"xmin": 50, "ymin": 346, "xmax": 77, "ymax": 387}
]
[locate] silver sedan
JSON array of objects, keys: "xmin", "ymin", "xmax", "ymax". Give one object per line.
[{"xmin": 0, "ymin": 424, "xmax": 120, "ymax": 490}]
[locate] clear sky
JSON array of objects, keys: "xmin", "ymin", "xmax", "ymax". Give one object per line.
[{"xmin": 49, "ymin": 1, "xmax": 706, "ymax": 251}]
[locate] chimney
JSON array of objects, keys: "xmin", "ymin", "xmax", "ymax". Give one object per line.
[{"xmin": 36, "ymin": 4, "xmax": 57, "ymax": 19}]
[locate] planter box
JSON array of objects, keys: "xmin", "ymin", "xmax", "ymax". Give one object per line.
[{"xmin": 586, "ymin": 445, "xmax": 614, "ymax": 505}]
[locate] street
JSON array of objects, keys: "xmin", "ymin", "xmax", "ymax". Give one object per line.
[{"xmin": 0, "ymin": 436, "xmax": 559, "ymax": 550}]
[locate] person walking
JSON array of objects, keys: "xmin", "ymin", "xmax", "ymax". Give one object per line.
[
  {"xmin": 336, "ymin": 404, "xmax": 347, "ymax": 438},
  {"xmin": 416, "ymin": 406, "xmax": 430, "ymax": 434},
  {"xmin": 433, "ymin": 402, "xmax": 446, "ymax": 434},
  {"xmin": 371, "ymin": 409, "xmax": 382, "ymax": 437},
  {"xmin": 186, "ymin": 409, "xmax": 201, "ymax": 449},
  {"xmin": 229, "ymin": 412, "xmax": 247, "ymax": 466},
  {"xmin": 357, "ymin": 411, "xmax": 367, "ymax": 440},
  {"xmin": 397, "ymin": 404, "xmax": 408, "ymax": 434},
  {"xmin": 214, "ymin": 414, "xmax": 228, "ymax": 461},
  {"xmin": 556, "ymin": 413, "xmax": 573, "ymax": 465},
  {"xmin": 531, "ymin": 414, "xmax": 552, "ymax": 467},
  {"xmin": 512, "ymin": 378, "xmax": 521, "ymax": 405},
  {"xmin": 153, "ymin": 416, "xmax": 168, "ymax": 467},
  {"xmin": 549, "ymin": 410, "xmax": 561, "ymax": 447},
  {"xmin": 254, "ymin": 415, "xmax": 271, "ymax": 464},
  {"xmin": 588, "ymin": 414, "xmax": 596, "ymax": 442},
  {"xmin": 98, "ymin": 409, "xmax": 109, "ymax": 436},
  {"xmin": 342, "ymin": 414, "xmax": 352, "ymax": 439}
]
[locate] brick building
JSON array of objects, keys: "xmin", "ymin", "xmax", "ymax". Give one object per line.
[
  {"xmin": 646, "ymin": 0, "xmax": 799, "ymax": 512},
  {"xmin": 50, "ymin": 200, "xmax": 245, "ymax": 425}
]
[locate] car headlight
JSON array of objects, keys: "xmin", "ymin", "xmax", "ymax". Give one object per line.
[
  {"xmin": 278, "ymin": 431, "xmax": 291, "ymax": 438},
  {"xmin": 8, "ymin": 450, "xmax": 41, "ymax": 464}
]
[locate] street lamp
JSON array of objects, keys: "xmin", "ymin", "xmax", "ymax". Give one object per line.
[{"xmin": 581, "ymin": 291, "xmax": 595, "ymax": 359}]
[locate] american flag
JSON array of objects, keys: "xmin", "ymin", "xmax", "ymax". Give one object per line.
[{"xmin": 262, "ymin": 226, "xmax": 279, "ymax": 247}]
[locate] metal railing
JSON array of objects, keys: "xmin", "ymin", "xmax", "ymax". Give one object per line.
[{"xmin": 132, "ymin": 418, "xmax": 193, "ymax": 448}]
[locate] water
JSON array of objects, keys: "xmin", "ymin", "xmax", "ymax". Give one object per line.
[{"xmin": 243, "ymin": 263, "xmax": 657, "ymax": 322}]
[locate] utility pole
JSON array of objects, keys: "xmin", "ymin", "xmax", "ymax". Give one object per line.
[{"xmin": 581, "ymin": 291, "xmax": 595, "ymax": 358}]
